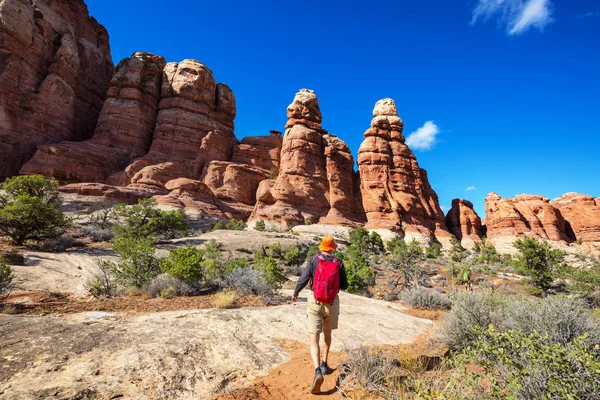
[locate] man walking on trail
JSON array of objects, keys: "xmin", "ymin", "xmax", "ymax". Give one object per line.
[{"xmin": 291, "ymin": 236, "xmax": 348, "ymax": 394}]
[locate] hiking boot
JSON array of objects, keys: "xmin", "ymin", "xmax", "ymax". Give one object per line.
[
  {"xmin": 310, "ymin": 368, "xmax": 324, "ymax": 394},
  {"xmin": 320, "ymin": 361, "xmax": 330, "ymax": 375}
]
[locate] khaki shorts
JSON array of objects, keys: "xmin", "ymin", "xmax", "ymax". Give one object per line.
[{"xmin": 307, "ymin": 294, "xmax": 340, "ymax": 334}]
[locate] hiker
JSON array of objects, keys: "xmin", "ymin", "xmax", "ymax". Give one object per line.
[
  {"xmin": 291, "ymin": 236, "xmax": 348, "ymax": 394},
  {"xmin": 462, "ymin": 267, "xmax": 472, "ymax": 291}
]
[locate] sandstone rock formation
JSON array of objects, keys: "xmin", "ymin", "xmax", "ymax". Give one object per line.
[
  {"xmin": 357, "ymin": 99, "xmax": 451, "ymax": 244},
  {"xmin": 485, "ymin": 193, "xmax": 570, "ymax": 251},
  {"xmin": 21, "ymin": 53, "xmax": 166, "ymax": 182},
  {"xmin": 124, "ymin": 60, "xmax": 237, "ymax": 188},
  {"xmin": 551, "ymin": 193, "xmax": 600, "ymax": 243},
  {"xmin": 249, "ymin": 89, "xmax": 364, "ymax": 228},
  {"xmin": 445, "ymin": 199, "xmax": 483, "ymax": 248},
  {"xmin": 0, "ymin": 0, "xmax": 113, "ymax": 178}
]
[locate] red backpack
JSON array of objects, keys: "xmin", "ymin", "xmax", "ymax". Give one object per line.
[{"xmin": 313, "ymin": 255, "xmax": 340, "ymax": 305}]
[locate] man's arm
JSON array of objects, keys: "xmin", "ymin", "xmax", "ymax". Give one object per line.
[
  {"xmin": 339, "ymin": 260, "xmax": 349, "ymax": 291},
  {"xmin": 293, "ymin": 256, "xmax": 316, "ymax": 298}
]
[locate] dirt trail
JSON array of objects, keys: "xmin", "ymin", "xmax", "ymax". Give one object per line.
[{"xmin": 0, "ymin": 290, "xmax": 431, "ymax": 399}]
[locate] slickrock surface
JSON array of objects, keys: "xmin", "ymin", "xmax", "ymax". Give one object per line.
[
  {"xmin": 357, "ymin": 99, "xmax": 451, "ymax": 244},
  {"xmin": 250, "ymin": 89, "xmax": 362, "ymax": 228},
  {"xmin": 0, "ymin": 291, "xmax": 430, "ymax": 400},
  {"xmin": 551, "ymin": 193, "xmax": 600, "ymax": 243},
  {"xmin": 445, "ymin": 199, "xmax": 483, "ymax": 248},
  {"xmin": 0, "ymin": 0, "xmax": 113, "ymax": 178},
  {"xmin": 21, "ymin": 53, "xmax": 166, "ymax": 182}
]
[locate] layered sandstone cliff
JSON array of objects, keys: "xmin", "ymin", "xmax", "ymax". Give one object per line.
[
  {"xmin": 249, "ymin": 89, "xmax": 364, "ymax": 228},
  {"xmin": 446, "ymin": 199, "xmax": 483, "ymax": 248},
  {"xmin": 357, "ymin": 99, "xmax": 451, "ymax": 244},
  {"xmin": 0, "ymin": 0, "xmax": 113, "ymax": 178},
  {"xmin": 485, "ymin": 193, "xmax": 571, "ymax": 251},
  {"xmin": 551, "ymin": 193, "xmax": 600, "ymax": 243},
  {"xmin": 21, "ymin": 53, "xmax": 166, "ymax": 182}
]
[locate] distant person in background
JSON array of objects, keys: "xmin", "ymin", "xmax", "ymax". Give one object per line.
[
  {"xmin": 462, "ymin": 267, "xmax": 473, "ymax": 291},
  {"xmin": 291, "ymin": 236, "xmax": 348, "ymax": 394}
]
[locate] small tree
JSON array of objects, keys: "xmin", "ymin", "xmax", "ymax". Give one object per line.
[
  {"xmin": 284, "ymin": 246, "xmax": 301, "ymax": 267},
  {"xmin": 349, "ymin": 227, "xmax": 371, "ymax": 254},
  {"xmin": 449, "ymin": 237, "xmax": 469, "ymax": 263},
  {"xmin": 513, "ymin": 237, "xmax": 567, "ymax": 292},
  {"xmin": 305, "ymin": 245, "xmax": 320, "ymax": 262},
  {"xmin": 254, "ymin": 220, "xmax": 266, "ymax": 232},
  {"xmin": 112, "ymin": 198, "xmax": 188, "ymax": 240},
  {"xmin": 425, "ymin": 243, "xmax": 442, "ymax": 259},
  {"xmin": 388, "ymin": 239, "xmax": 425, "ymax": 292},
  {"xmin": 111, "ymin": 235, "xmax": 160, "ymax": 288},
  {"xmin": 0, "ymin": 175, "xmax": 68, "ymax": 245},
  {"xmin": 477, "ymin": 244, "xmax": 500, "ymax": 265},
  {"xmin": 254, "ymin": 252, "xmax": 286, "ymax": 290},
  {"xmin": 0, "ymin": 255, "xmax": 14, "ymax": 300},
  {"xmin": 342, "ymin": 245, "xmax": 376, "ymax": 294}
]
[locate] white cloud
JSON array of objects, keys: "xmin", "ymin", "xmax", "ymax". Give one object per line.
[
  {"xmin": 441, "ymin": 205, "xmax": 450, "ymax": 212},
  {"xmin": 466, "ymin": 186, "xmax": 477, "ymax": 192},
  {"xmin": 471, "ymin": 0, "xmax": 554, "ymax": 35},
  {"xmin": 577, "ymin": 12, "xmax": 600, "ymax": 19},
  {"xmin": 406, "ymin": 121, "xmax": 441, "ymax": 151}
]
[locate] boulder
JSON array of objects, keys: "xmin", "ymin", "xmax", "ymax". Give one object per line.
[{"xmin": 0, "ymin": 0, "xmax": 113, "ymax": 178}]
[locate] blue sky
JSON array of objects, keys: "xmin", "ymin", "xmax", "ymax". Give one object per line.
[{"xmin": 86, "ymin": 0, "xmax": 599, "ymax": 217}]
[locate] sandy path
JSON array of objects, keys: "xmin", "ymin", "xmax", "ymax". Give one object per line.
[{"xmin": 0, "ymin": 291, "xmax": 431, "ymax": 399}]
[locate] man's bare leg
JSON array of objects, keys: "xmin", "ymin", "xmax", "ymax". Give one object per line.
[
  {"xmin": 310, "ymin": 332, "xmax": 321, "ymax": 368},
  {"xmin": 322, "ymin": 329, "xmax": 332, "ymax": 364}
]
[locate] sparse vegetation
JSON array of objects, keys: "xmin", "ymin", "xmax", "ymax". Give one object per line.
[
  {"xmin": 340, "ymin": 245, "xmax": 376, "ymax": 294},
  {"xmin": 85, "ymin": 259, "xmax": 117, "ymax": 299},
  {"xmin": 425, "ymin": 242, "xmax": 442, "ymax": 259},
  {"xmin": 0, "ymin": 174, "xmax": 69, "ymax": 246},
  {"xmin": 283, "ymin": 245, "xmax": 301, "ymax": 267},
  {"xmin": 223, "ymin": 267, "xmax": 272, "ymax": 295},
  {"xmin": 110, "ymin": 235, "xmax": 160, "ymax": 288},
  {"xmin": 253, "ymin": 252, "xmax": 286, "ymax": 290},
  {"xmin": 142, "ymin": 273, "xmax": 197, "ymax": 298},
  {"xmin": 477, "ymin": 244, "xmax": 500, "ymax": 264},
  {"xmin": 449, "ymin": 236, "xmax": 468, "ymax": 263},
  {"xmin": 212, "ymin": 218, "xmax": 246, "ymax": 231}
]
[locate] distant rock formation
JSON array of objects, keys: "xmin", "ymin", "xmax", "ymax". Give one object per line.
[
  {"xmin": 0, "ymin": 0, "xmax": 114, "ymax": 179},
  {"xmin": 249, "ymin": 89, "xmax": 364, "ymax": 228},
  {"xmin": 357, "ymin": 99, "xmax": 451, "ymax": 244},
  {"xmin": 445, "ymin": 199, "xmax": 483, "ymax": 248},
  {"xmin": 21, "ymin": 53, "xmax": 166, "ymax": 182},
  {"xmin": 551, "ymin": 193, "xmax": 600, "ymax": 243}
]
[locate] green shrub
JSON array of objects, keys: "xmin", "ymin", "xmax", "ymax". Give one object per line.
[
  {"xmin": 513, "ymin": 237, "xmax": 567, "ymax": 291},
  {"xmin": 266, "ymin": 242, "xmax": 283, "ymax": 259},
  {"xmin": 388, "ymin": 239, "xmax": 425, "ymax": 288},
  {"xmin": 226, "ymin": 218, "xmax": 246, "ymax": 231},
  {"xmin": 160, "ymin": 246, "xmax": 205, "ymax": 282},
  {"xmin": 0, "ymin": 256, "xmax": 14, "ymax": 299},
  {"xmin": 342, "ymin": 245, "xmax": 376, "ymax": 294},
  {"xmin": 212, "ymin": 221, "xmax": 225, "ymax": 231},
  {"xmin": 349, "ymin": 227, "xmax": 384, "ymax": 254},
  {"xmin": 305, "ymin": 245, "xmax": 320, "ymax": 262},
  {"xmin": 0, "ymin": 174, "xmax": 68, "ymax": 245},
  {"xmin": 254, "ymin": 220, "xmax": 266, "ymax": 232},
  {"xmin": 464, "ymin": 327, "xmax": 600, "ymax": 400},
  {"xmin": 111, "ymin": 235, "xmax": 160, "ymax": 288},
  {"xmin": 254, "ymin": 255, "xmax": 286, "ymax": 290},
  {"xmin": 386, "ymin": 237, "xmax": 405, "ymax": 254},
  {"xmin": 401, "ymin": 287, "xmax": 451, "ymax": 310},
  {"xmin": 112, "ymin": 198, "xmax": 188, "ymax": 240},
  {"xmin": 283, "ymin": 246, "xmax": 301, "ymax": 266},
  {"xmin": 425, "ymin": 242, "xmax": 442, "ymax": 259},
  {"xmin": 223, "ymin": 257, "xmax": 249, "ymax": 273},
  {"xmin": 203, "ymin": 239, "xmax": 222, "ymax": 260}
]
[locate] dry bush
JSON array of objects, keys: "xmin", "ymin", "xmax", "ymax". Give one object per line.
[
  {"xmin": 401, "ymin": 287, "xmax": 451, "ymax": 310},
  {"xmin": 142, "ymin": 273, "xmax": 198, "ymax": 298},
  {"xmin": 213, "ymin": 289, "xmax": 237, "ymax": 309}
]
